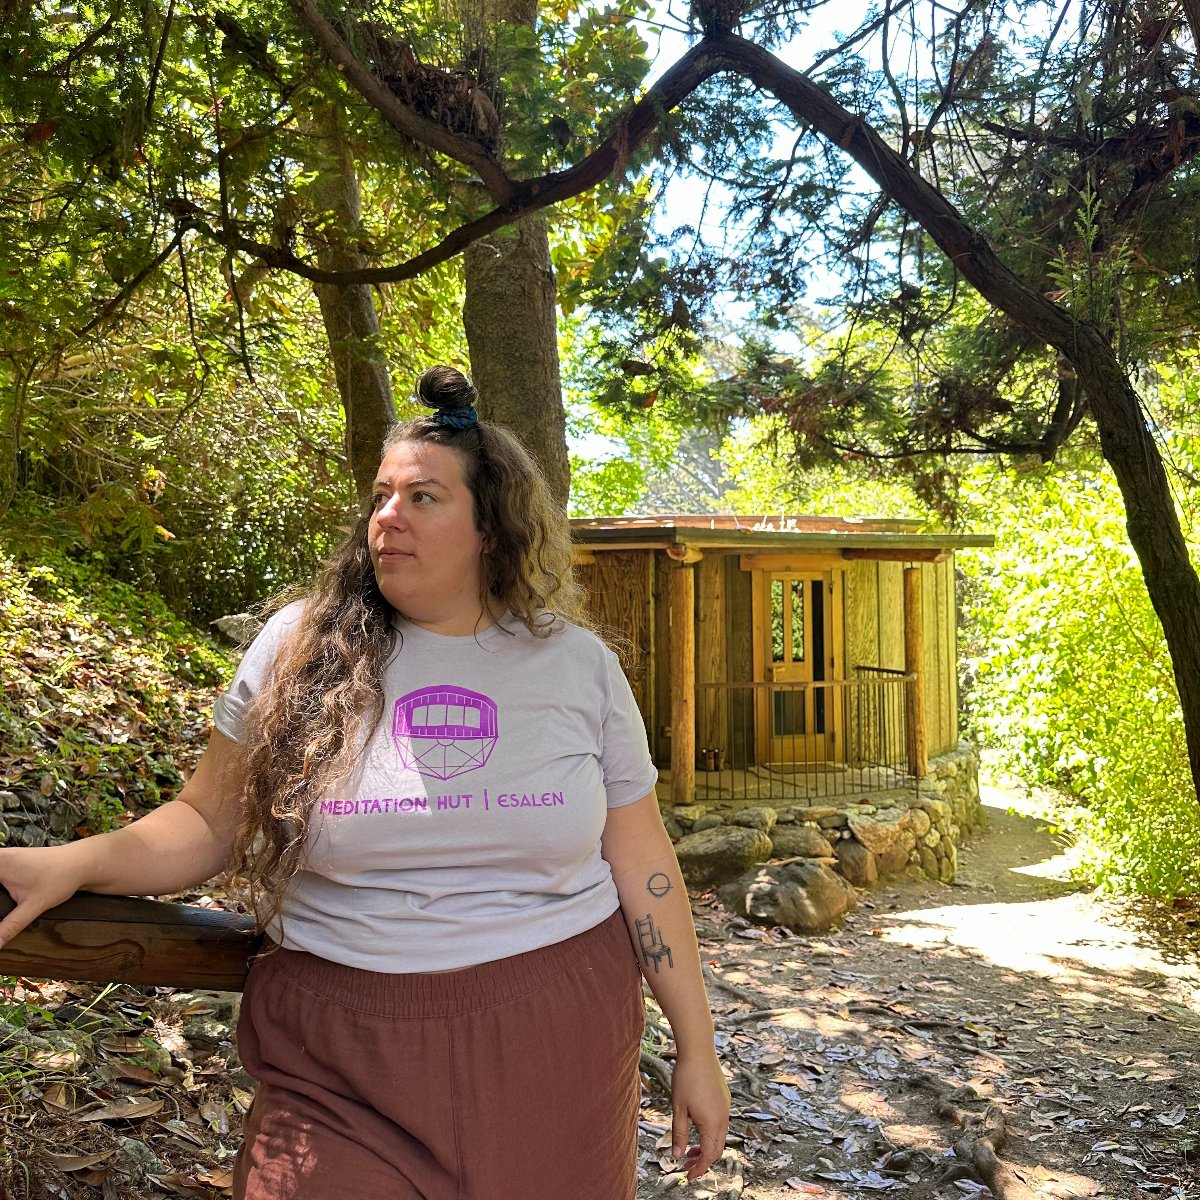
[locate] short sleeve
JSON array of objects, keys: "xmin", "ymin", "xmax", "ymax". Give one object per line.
[
  {"xmin": 211, "ymin": 603, "xmax": 304, "ymax": 742},
  {"xmin": 599, "ymin": 649, "xmax": 658, "ymax": 809}
]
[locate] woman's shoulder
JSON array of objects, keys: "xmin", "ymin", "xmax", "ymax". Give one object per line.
[{"xmin": 514, "ymin": 615, "xmax": 621, "ymax": 665}]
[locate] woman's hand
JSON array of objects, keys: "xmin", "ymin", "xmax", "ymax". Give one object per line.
[
  {"xmin": 0, "ymin": 842, "xmax": 92, "ymax": 949},
  {"xmin": 670, "ymin": 1044, "xmax": 731, "ymax": 1181}
]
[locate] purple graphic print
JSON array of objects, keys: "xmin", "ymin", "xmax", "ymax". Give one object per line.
[{"xmin": 392, "ymin": 686, "xmax": 498, "ymax": 780}]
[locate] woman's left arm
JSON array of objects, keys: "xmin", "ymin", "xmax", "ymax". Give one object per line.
[{"xmin": 601, "ymin": 793, "xmax": 731, "ymax": 1181}]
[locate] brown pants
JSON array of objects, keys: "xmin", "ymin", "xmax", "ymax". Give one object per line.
[{"xmin": 233, "ymin": 910, "xmax": 644, "ymax": 1200}]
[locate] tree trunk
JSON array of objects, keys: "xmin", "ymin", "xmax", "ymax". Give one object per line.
[
  {"xmin": 307, "ymin": 108, "xmax": 397, "ymax": 503},
  {"xmin": 717, "ymin": 34, "xmax": 1200, "ymax": 801},
  {"xmin": 1072, "ymin": 334, "xmax": 1200, "ymax": 795},
  {"xmin": 460, "ymin": 0, "xmax": 570, "ymax": 507},
  {"xmin": 463, "ymin": 218, "xmax": 569, "ymax": 505}
]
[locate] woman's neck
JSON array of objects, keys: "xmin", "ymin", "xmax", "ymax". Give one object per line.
[{"xmin": 400, "ymin": 598, "xmax": 504, "ymax": 638}]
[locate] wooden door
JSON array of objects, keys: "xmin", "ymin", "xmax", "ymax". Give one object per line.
[{"xmin": 752, "ymin": 570, "xmax": 838, "ymax": 764}]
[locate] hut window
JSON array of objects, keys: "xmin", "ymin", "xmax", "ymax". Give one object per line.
[
  {"xmin": 771, "ymin": 579, "xmax": 785, "ymax": 662},
  {"xmin": 770, "ymin": 577, "xmax": 807, "ymax": 664},
  {"xmin": 791, "ymin": 578, "xmax": 805, "ymax": 662}
]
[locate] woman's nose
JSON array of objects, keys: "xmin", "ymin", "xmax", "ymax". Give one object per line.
[{"xmin": 376, "ymin": 495, "xmax": 408, "ymax": 526}]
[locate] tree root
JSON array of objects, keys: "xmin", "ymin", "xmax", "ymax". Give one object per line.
[
  {"xmin": 909, "ymin": 1072, "xmax": 1040, "ymax": 1200},
  {"xmin": 703, "ymin": 963, "xmax": 773, "ymax": 1010},
  {"xmin": 640, "ymin": 1049, "xmax": 674, "ymax": 1094}
]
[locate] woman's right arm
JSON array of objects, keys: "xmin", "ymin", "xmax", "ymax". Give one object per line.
[{"xmin": 0, "ymin": 729, "xmax": 244, "ymax": 949}]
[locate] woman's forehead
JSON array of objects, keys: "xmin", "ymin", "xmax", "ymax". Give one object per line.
[{"xmin": 378, "ymin": 440, "xmax": 469, "ymax": 485}]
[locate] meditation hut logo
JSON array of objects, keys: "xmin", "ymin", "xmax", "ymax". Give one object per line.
[{"xmin": 392, "ymin": 686, "xmax": 498, "ymax": 780}]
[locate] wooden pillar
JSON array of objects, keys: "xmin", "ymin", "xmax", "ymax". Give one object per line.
[
  {"xmin": 669, "ymin": 561, "xmax": 696, "ymax": 807},
  {"xmin": 903, "ymin": 566, "xmax": 928, "ymax": 777},
  {"xmin": 695, "ymin": 554, "xmax": 727, "ymax": 758}
]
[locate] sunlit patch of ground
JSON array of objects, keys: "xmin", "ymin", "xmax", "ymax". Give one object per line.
[{"xmin": 873, "ymin": 785, "xmax": 1200, "ymax": 1017}]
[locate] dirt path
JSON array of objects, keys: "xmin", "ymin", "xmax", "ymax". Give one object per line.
[
  {"xmin": 637, "ymin": 786, "xmax": 1200, "ymax": 1199},
  {"xmin": 4, "ymin": 787, "xmax": 1198, "ymax": 1199}
]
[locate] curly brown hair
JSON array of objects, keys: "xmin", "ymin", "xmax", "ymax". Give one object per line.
[{"xmin": 227, "ymin": 366, "xmax": 587, "ymax": 935}]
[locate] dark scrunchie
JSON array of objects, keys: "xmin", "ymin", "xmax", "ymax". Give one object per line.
[
  {"xmin": 430, "ymin": 406, "xmax": 478, "ymax": 430},
  {"xmin": 417, "ymin": 365, "xmax": 479, "ymax": 430}
]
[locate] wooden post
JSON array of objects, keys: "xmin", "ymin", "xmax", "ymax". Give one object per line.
[
  {"xmin": 669, "ymin": 560, "xmax": 696, "ymax": 808},
  {"xmin": 903, "ymin": 566, "xmax": 928, "ymax": 778},
  {"xmin": 695, "ymin": 555, "xmax": 727, "ymax": 760}
]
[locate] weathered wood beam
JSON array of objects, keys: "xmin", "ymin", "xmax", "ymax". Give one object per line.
[
  {"xmin": 842, "ymin": 548, "xmax": 950, "ymax": 563},
  {"xmin": 665, "ymin": 543, "xmax": 704, "ymax": 564},
  {"xmin": 903, "ymin": 567, "xmax": 928, "ymax": 778},
  {"xmin": 669, "ymin": 562, "xmax": 697, "ymax": 808},
  {"xmin": 0, "ymin": 890, "xmax": 260, "ymax": 992},
  {"xmin": 695, "ymin": 555, "xmax": 727, "ymax": 760}
]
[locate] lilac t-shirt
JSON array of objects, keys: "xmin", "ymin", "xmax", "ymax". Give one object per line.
[{"xmin": 212, "ymin": 604, "xmax": 658, "ymax": 972}]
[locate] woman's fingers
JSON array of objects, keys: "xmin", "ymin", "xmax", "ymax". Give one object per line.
[
  {"xmin": 684, "ymin": 1116, "xmax": 729, "ymax": 1180},
  {"xmin": 0, "ymin": 847, "xmax": 81, "ymax": 950},
  {"xmin": 0, "ymin": 897, "xmax": 41, "ymax": 951}
]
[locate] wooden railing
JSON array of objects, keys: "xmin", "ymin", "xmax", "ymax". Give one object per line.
[
  {"xmin": 691, "ymin": 670, "xmax": 920, "ymax": 801},
  {"xmin": 0, "ymin": 890, "xmax": 259, "ymax": 990}
]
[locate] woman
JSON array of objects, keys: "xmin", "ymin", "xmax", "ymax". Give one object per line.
[{"xmin": 0, "ymin": 367, "xmax": 730, "ymax": 1199}]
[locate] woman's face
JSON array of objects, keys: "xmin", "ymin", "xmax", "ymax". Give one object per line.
[{"xmin": 368, "ymin": 440, "xmax": 488, "ymax": 635}]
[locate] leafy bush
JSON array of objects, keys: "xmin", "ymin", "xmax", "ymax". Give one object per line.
[{"xmin": 959, "ymin": 463, "xmax": 1200, "ymax": 896}]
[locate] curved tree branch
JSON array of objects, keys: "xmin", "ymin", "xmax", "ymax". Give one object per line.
[
  {"xmin": 194, "ymin": 38, "xmax": 725, "ymax": 286},
  {"xmin": 286, "ymin": 0, "xmax": 516, "ymax": 203}
]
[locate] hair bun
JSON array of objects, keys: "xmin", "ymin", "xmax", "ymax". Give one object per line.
[{"xmin": 417, "ymin": 365, "xmax": 478, "ymax": 412}]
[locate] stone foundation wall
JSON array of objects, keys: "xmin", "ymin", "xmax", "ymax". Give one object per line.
[{"xmin": 666, "ymin": 741, "xmax": 983, "ymax": 889}]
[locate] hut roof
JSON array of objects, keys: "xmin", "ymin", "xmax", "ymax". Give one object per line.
[{"xmin": 570, "ymin": 514, "xmax": 992, "ymax": 556}]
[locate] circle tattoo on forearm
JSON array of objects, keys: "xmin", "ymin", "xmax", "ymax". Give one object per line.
[{"xmin": 647, "ymin": 872, "xmax": 672, "ymax": 897}]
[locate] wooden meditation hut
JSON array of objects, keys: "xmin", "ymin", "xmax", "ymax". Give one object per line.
[{"xmin": 571, "ymin": 515, "xmax": 992, "ymax": 810}]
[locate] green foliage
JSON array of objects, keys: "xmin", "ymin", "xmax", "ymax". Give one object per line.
[
  {"xmin": 959, "ymin": 462, "xmax": 1200, "ymax": 897},
  {"xmin": 0, "ymin": 548, "xmax": 234, "ymax": 835},
  {"xmin": 718, "ymin": 417, "xmax": 930, "ymax": 519}
]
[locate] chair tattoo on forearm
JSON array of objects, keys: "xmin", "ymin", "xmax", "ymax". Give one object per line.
[{"xmin": 635, "ymin": 871, "xmax": 675, "ymax": 973}]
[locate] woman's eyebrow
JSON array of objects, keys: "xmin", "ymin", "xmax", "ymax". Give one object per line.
[{"xmin": 373, "ymin": 475, "xmax": 448, "ymax": 490}]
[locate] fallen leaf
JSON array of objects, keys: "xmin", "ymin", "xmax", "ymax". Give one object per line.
[
  {"xmin": 100, "ymin": 1034, "xmax": 152, "ymax": 1054},
  {"xmin": 42, "ymin": 1082, "xmax": 83, "ymax": 1113},
  {"xmin": 44, "ymin": 1150, "xmax": 117, "ymax": 1172},
  {"xmin": 154, "ymin": 1175, "xmax": 217, "ymax": 1199},
  {"xmin": 200, "ymin": 1098, "xmax": 229, "ymax": 1134},
  {"xmin": 154, "ymin": 1118, "xmax": 207, "ymax": 1147},
  {"xmin": 1111, "ymin": 1153, "xmax": 1147, "ymax": 1171},
  {"xmin": 76, "ymin": 1097, "xmax": 165, "ymax": 1122},
  {"xmin": 30, "ymin": 1048, "xmax": 82, "ymax": 1070},
  {"xmin": 108, "ymin": 1060, "xmax": 161, "ymax": 1086}
]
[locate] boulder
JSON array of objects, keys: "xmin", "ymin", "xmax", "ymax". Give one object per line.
[
  {"xmin": 874, "ymin": 844, "xmax": 910, "ymax": 877},
  {"xmin": 835, "ymin": 838, "xmax": 877, "ymax": 886},
  {"xmin": 918, "ymin": 845, "xmax": 939, "ymax": 878},
  {"xmin": 672, "ymin": 804, "xmax": 708, "ymax": 823},
  {"xmin": 903, "ymin": 808, "xmax": 932, "ymax": 837},
  {"xmin": 719, "ymin": 862, "xmax": 857, "ymax": 934},
  {"xmin": 674, "ymin": 826, "xmax": 773, "ymax": 887},
  {"xmin": 730, "ymin": 806, "xmax": 777, "ymax": 833},
  {"xmin": 847, "ymin": 808, "xmax": 906, "ymax": 855},
  {"xmin": 693, "ymin": 815, "xmax": 725, "ymax": 833},
  {"xmin": 914, "ymin": 797, "xmax": 951, "ymax": 822},
  {"xmin": 769, "ymin": 824, "xmax": 834, "ymax": 860},
  {"xmin": 797, "ymin": 806, "xmax": 840, "ymax": 821}
]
